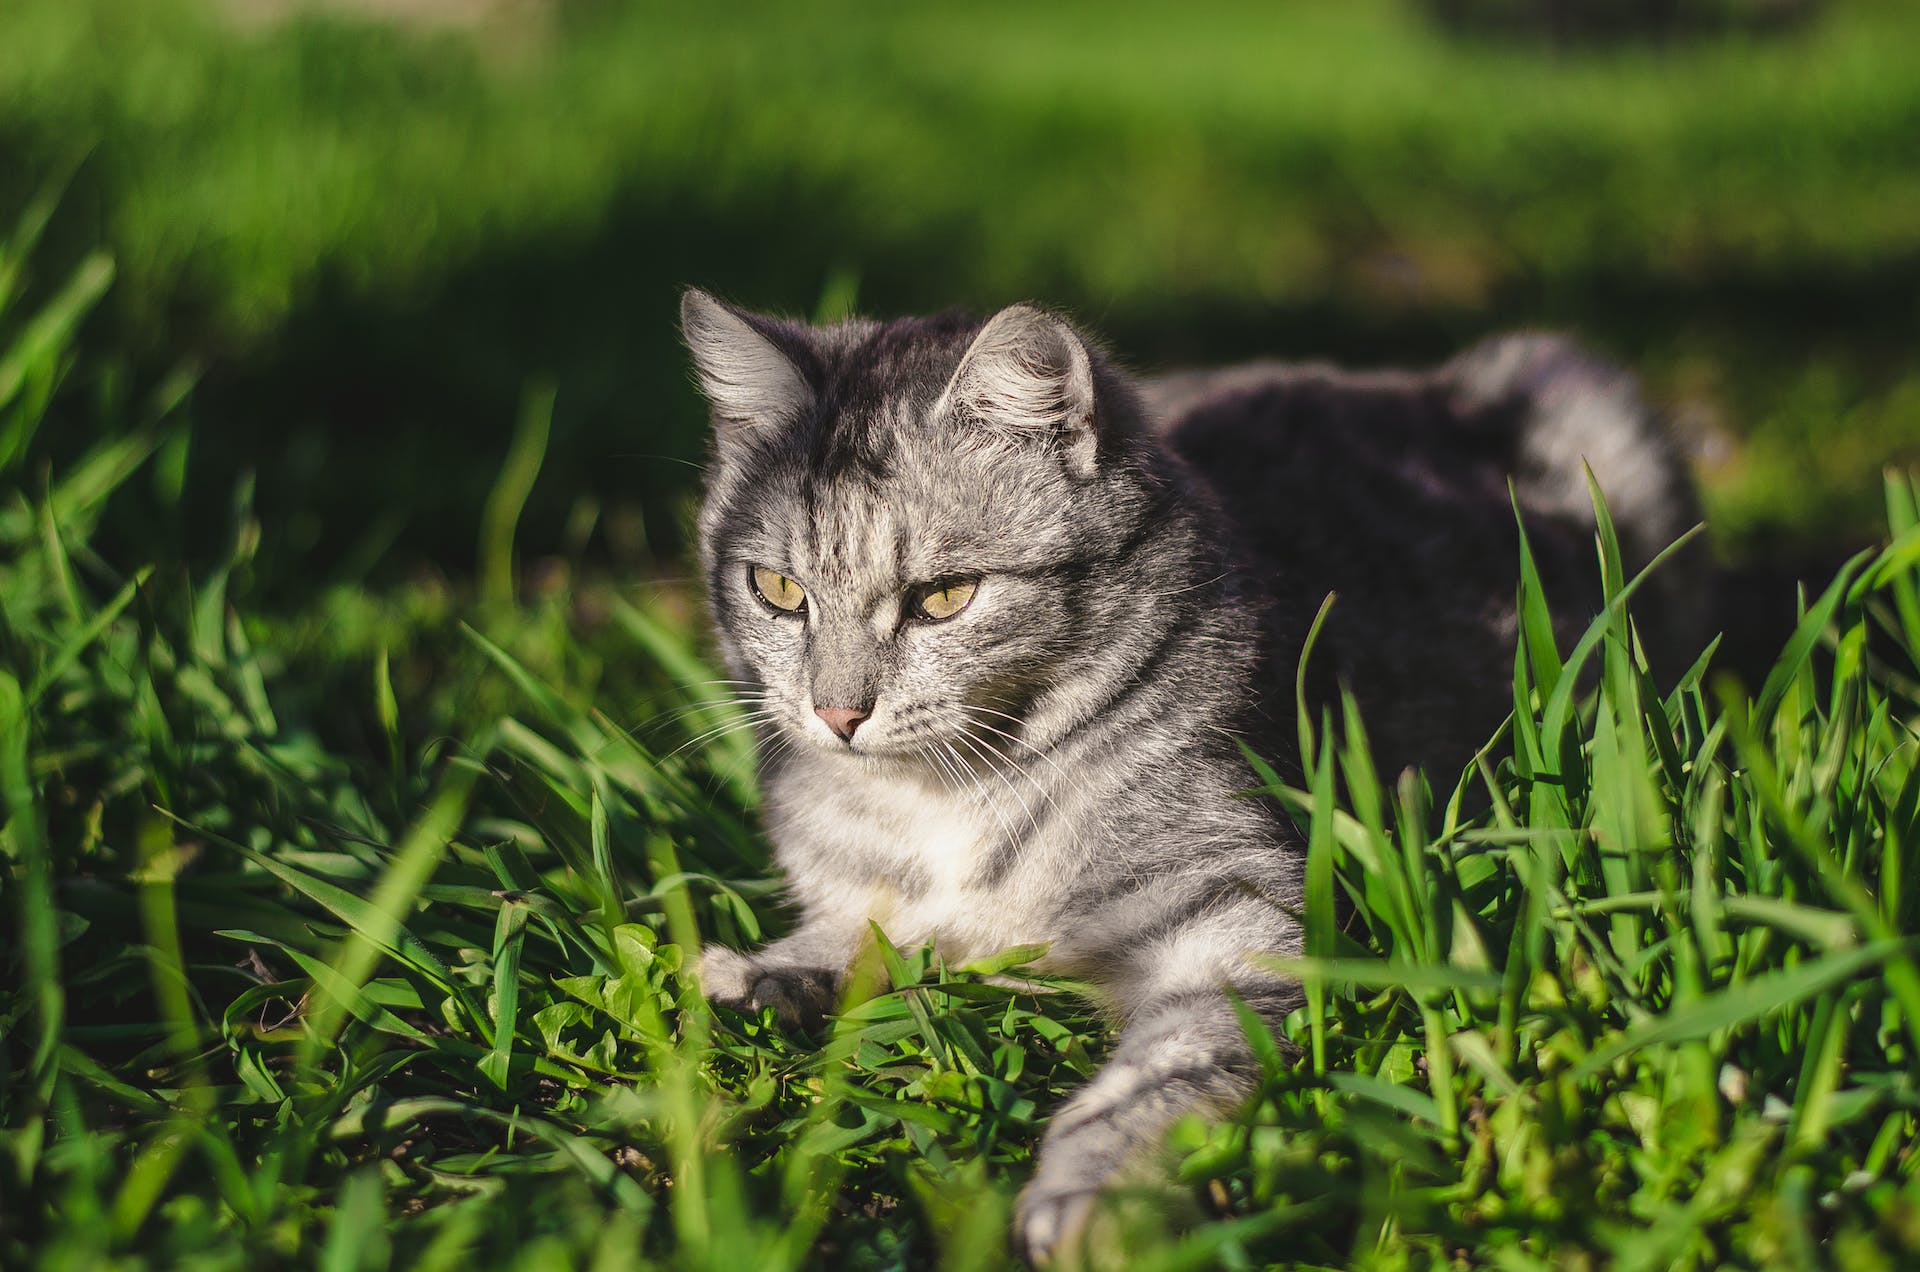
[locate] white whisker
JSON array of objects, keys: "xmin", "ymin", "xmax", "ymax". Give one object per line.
[
  {"xmin": 657, "ymin": 710, "xmax": 782, "ymax": 766},
  {"xmin": 950, "ymin": 727, "xmax": 1048, "ymax": 851}
]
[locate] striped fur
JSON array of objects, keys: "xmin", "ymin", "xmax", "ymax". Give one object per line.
[{"xmin": 680, "ymin": 290, "xmax": 1702, "ymax": 1262}]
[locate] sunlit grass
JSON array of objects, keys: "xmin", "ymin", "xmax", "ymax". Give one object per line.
[{"xmin": 5, "ymin": 205, "xmax": 1920, "ymax": 1269}]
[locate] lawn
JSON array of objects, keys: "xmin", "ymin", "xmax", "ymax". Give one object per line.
[
  {"xmin": 6, "ymin": 1, "xmax": 1920, "ymax": 1266},
  {"xmin": 6, "ymin": 188, "xmax": 1920, "ymax": 1267}
]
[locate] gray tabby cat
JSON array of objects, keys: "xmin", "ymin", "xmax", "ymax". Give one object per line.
[{"xmin": 679, "ymin": 290, "xmax": 1700, "ymax": 1262}]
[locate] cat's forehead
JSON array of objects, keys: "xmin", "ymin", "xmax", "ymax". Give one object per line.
[
  {"xmin": 725, "ymin": 424, "xmax": 1068, "ymax": 595},
  {"xmin": 775, "ymin": 451, "xmax": 994, "ymax": 586},
  {"xmin": 790, "ymin": 474, "xmax": 910, "ymax": 596}
]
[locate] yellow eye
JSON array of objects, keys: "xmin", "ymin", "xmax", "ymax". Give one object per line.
[
  {"xmin": 910, "ymin": 578, "xmax": 978, "ymax": 622},
  {"xmin": 750, "ymin": 566, "xmax": 807, "ymax": 613}
]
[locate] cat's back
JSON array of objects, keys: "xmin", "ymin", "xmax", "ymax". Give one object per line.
[{"xmin": 1143, "ymin": 335, "xmax": 1705, "ymax": 777}]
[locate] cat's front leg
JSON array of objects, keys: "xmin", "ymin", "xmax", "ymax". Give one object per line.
[
  {"xmin": 1015, "ymin": 977, "xmax": 1299, "ymax": 1264},
  {"xmin": 699, "ymin": 920, "xmax": 859, "ymax": 1027}
]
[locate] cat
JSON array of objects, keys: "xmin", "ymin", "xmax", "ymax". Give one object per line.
[{"xmin": 678, "ymin": 290, "xmax": 1702, "ymax": 1262}]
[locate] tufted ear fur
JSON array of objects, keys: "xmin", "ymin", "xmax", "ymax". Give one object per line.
[
  {"xmin": 939, "ymin": 304, "xmax": 1100, "ymax": 479},
  {"xmin": 680, "ymin": 288, "xmax": 814, "ymax": 435}
]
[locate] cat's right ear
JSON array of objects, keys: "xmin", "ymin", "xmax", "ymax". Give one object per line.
[{"xmin": 679, "ymin": 289, "xmax": 814, "ymax": 435}]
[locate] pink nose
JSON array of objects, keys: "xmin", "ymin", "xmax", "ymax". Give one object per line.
[{"xmin": 814, "ymin": 705, "xmax": 870, "ymax": 741}]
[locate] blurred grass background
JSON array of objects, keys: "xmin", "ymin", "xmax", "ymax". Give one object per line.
[
  {"xmin": 10, "ymin": 4, "xmax": 1920, "ymax": 1266},
  {"xmin": 3, "ymin": 0, "xmax": 1918, "ymax": 596}
]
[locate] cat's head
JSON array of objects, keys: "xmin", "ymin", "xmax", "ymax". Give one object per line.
[{"xmin": 680, "ymin": 289, "xmax": 1179, "ymax": 764}]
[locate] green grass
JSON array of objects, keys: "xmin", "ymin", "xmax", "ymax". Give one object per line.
[
  {"xmin": 4, "ymin": 0, "xmax": 1920, "ymax": 568},
  {"xmin": 7, "ymin": 0, "xmax": 1918, "ymax": 334},
  {"xmin": 7, "ymin": 192, "xmax": 1920, "ymax": 1268}
]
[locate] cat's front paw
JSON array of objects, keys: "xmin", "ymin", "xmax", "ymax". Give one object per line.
[
  {"xmin": 1014, "ymin": 1181, "xmax": 1097, "ymax": 1267},
  {"xmin": 741, "ymin": 965, "xmax": 837, "ymax": 1027},
  {"xmin": 698, "ymin": 946, "xmax": 836, "ymax": 1028},
  {"xmin": 699, "ymin": 945, "xmax": 757, "ymax": 1003}
]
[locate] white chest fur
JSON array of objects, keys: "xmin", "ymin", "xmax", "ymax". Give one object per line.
[{"xmin": 767, "ymin": 756, "xmax": 1062, "ymax": 966}]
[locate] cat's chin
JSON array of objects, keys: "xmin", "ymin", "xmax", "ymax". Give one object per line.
[
  {"xmin": 830, "ymin": 739, "xmax": 922, "ymax": 764},
  {"xmin": 799, "ymin": 735, "xmax": 951, "ymax": 772},
  {"xmin": 789, "ymin": 729, "xmax": 910, "ymax": 762}
]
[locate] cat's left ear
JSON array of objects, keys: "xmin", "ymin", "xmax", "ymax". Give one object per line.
[{"xmin": 939, "ymin": 304, "xmax": 1101, "ymax": 479}]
